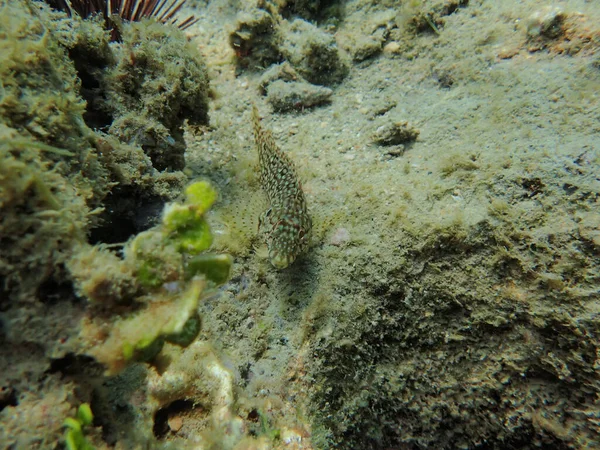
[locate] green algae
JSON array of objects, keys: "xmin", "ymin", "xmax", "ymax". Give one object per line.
[
  {"xmin": 2, "ymin": 0, "xmax": 599, "ymax": 449},
  {"xmin": 0, "ymin": 1, "xmax": 216, "ymax": 447},
  {"xmin": 88, "ymin": 181, "xmax": 232, "ymax": 373},
  {"xmin": 185, "ymin": 254, "xmax": 233, "ymax": 286},
  {"xmin": 0, "ymin": 138, "xmax": 75, "ymax": 156},
  {"xmin": 103, "ymin": 19, "xmax": 209, "ymax": 171},
  {"xmin": 63, "ymin": 404, "xmax": 94, "ymax": 450}
]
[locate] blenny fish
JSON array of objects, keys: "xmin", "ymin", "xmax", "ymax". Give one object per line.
[{"xmin": 251, "ymin": 104, "xmax": 312, "ymax": 269}]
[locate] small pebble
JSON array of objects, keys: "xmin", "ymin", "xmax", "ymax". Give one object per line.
[
  {"xmin": 168, "ymin": 415, "xmax": 183, "ymax": 432},
  {"xmin": 330, "ymin": 227, "xmax": 351, "ymax": 246},
  {"xmin": 372, "ymin": 122, "xmax": 420, "ymax": 146},
  {"xmin": 383, "ymin": 41, "xmax": 401, "ymax": 54},
  {"xmin": 526, "ymin": 6, "xmax": 565, "ymax": 39},
  {"xmin": 266, "ymin": 80, "xmax": 332, "ymax": 112}
]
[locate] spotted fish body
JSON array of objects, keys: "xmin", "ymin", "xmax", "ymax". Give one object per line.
[{"xmin": 251, "ymin": 105, "xmax": 312, "ymax": 269}]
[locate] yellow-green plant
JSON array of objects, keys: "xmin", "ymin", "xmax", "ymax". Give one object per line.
[
  {"xmin": 128, "ymin": 180, "xmax": 232, "ymax": 289},
  {"xmin": 63, "ymin": 403, "xmax": 94, "ymax": 450},
  {"xmin": 90, "ymin": 181, "xmax": 233, "ymax": 374}
]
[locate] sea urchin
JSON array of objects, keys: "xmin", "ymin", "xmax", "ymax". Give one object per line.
[{"xmin": 45, "ymin": 0, "xmax": 199, "ymax": 32}]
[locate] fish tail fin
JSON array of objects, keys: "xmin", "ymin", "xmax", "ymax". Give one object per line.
[{"xmin": 251, "ymin": 103, "xmax": 261, "ymax": 139}]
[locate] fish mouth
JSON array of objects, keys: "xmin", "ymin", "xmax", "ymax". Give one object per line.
[{"xmin": 269, "ymin": 250, "xmax": 293, "ymax": 270}]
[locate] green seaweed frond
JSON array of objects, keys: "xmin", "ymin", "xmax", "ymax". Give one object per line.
[{"xmin": 63, "ymin": 403, "xmax": 94, "ymax": 450}]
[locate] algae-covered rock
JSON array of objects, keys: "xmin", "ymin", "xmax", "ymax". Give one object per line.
[
  {"xmin": 526, "ymin": 6, "xmax": 566, "ymax": 39},
  {"xmin": 0, "ymin": 1, "xmax": 212, "ymax": 298},
  {"xmin": 51, "ymin": 11, "xmax": 210, "ymax": 243},
  {"xmin": 0, "ymin": 1, "xmax": 217, "ymax": 447},
  {"xmin": 229, "ymin": 7, "xmax": 347, "ymax": 86},
  {"xmin": 229, "ymin": 7, "xmax": 282, "ymax": 72},
  {"xmin": 279, "ymin": 18, "xmax": 348, "ymax": 85},
  {"xmin": 257, "ymin": 61, "xmax": 332, "ymax": 111},
  {"xmin": 104, "ymin": 19, "xmax": 209, "ymax": 171},
  {"xmin": 304, "ymin": 209, "xmax": 600, "ymax": 448},
  {"xmin": 89, "ymin": 278, "xmax": 206, "ymax": 374},
  {"xmin": 78, "ymin": 181, "xmax": 232, "ymax": 374},
  {"xmin": 0, "ymin": 3, "xmax": 105, "ymax": 303},
  {"xmin": 372, "ymin": 121, "xmax": 420, "ymax": 146},
  {"xmin": 0, "ymin": 4, "xmax": 90, "ymax": 149},
  {"xmin": 257, "ymin": 61, "xmax": 301, "ymax": 94},
  {"xmin": 266, "ymin": 79, "xmax": 333, "ymax": 112},
  {"xmin": 341, "ymin": 33, "xmax": 384, "ymax": 62},
  {"xmin": 278, "ymin": 0, "xmax": 344, "ymax": 22},
  {"xmin": 67, "ymin": 244, "xmax": 139, "ymax": 305}
]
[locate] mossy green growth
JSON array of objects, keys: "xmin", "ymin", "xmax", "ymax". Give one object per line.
[
  {"xmin": 129, "ymin": 180, "xmax": 231, "ymax": 288},
  {"xmin": 162, "ymin": 204, "xmax": 196, "ymax": 231},
  {"xmin": 163, "ymin": 181, "xmax": 217, "ymax": 229},
  {"xmin": 185, "ymin": 254, "xmax": 233, "ymax": 286},
  {"xmin": 120, "ymin": 278, "xmax": 204, "ymax": 364},
  {"xmin": 135, "ymin": 258, "xmax": 167, "ymax": 290},
  {"xmin": 159, "ymin": 278, "xmax": 204, "ymax": 336},
  {"xmin": 162, "ymin": 181, "xmax": 217, "ymax": 254},
  {"xmin": 63, "ymin": 404, "xmax": 94, "ymax": 450},
  {"xmin": 172, "ymin": 218, "xmax": 213, "ymax": 254},
  {"xmin": 128, "ymin": 229, "xmax": 182, "ymax": 290},
  {"xmin": 260, "ymin": 410, "xmax": 281, "ymax": 441},
  {"xmin": 104, "ymin": 18, "xmax": 210, "ymax": 171},
  {"xmin": 184, "ymin": 181, "xmax": 217, "ymax": 215},
  {"xmin": 122, "ymin": 336, "xmax": 165, "ymax": 363},
  {"xmin": 76, "ymin": 403, "xmax": 93, "ymax": 426},
  {"xmin": 125, "ymin": 181, "xmax": 223, "ymax": 290},
  {"xmin": 95, "ymin": 181, "xmax": 232, "ymax": 373},
  {"xmin": 164, "ymin": 313, "xmax": 201, "ymax": 347}
]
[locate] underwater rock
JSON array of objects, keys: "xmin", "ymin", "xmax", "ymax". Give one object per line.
[
  {"xmin": 258, "ymin": 61, "xmax": 301, "ymax": 95},
  {"xmin": 229, "ymin": 8, "xmax": 282, "ymax": 72},
  {"xmin": 85, "ymin": 182, "xmax": 232, "ymax": 374},
  {"xmin": 104, "ymin": 19, "xmax": 210, "ymax": 172},
  {"xmin": 0, "ymin": 3, "xmax": 105, "ymax": 302},
  {"xmin": 266, "ymin": 80, "xmax": 333, "ymax": 112},
  {"xmin": 337, "ymin": 8, "xmax": 396, "ymax": 63},
  {"xmin": 372, "ymin": 121, "xmax": 420, "ymax": 146},
  {"xmin": 278, "ymin": 0, "xmax": 333, "ymax": 21},
  {"xmin": 526, "ymin": 6, "xmax": 566, "ymax": 39},
  {"xmin": 341, "ymin": 34, "xmax": 383, "ymax": 62},
  {"xmin": 1, "ymin": 2, "xmax": 225, "ymax": 420},
  {"xmin": 258, "ymin": 61, "xmax": 333, "ymax": 111},
  {"xmin": 68, "ymin": 245, "xmax": 138, "ymax": 306},
  {"xmin": 58, "ymin": 14, "xmax": 210, "ymax": 244},
  {"xmin": 279, "ymin": 18, "xmax": 348, "ymax": 86}
]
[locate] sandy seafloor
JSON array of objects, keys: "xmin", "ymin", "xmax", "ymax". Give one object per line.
[
  {"xmin": 1, "ymin": 0, "xmax": 600, "ymax": 449},
  {"xmin": 175, "ymin": 0, "xmax": 600, "ymax": 448}
]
